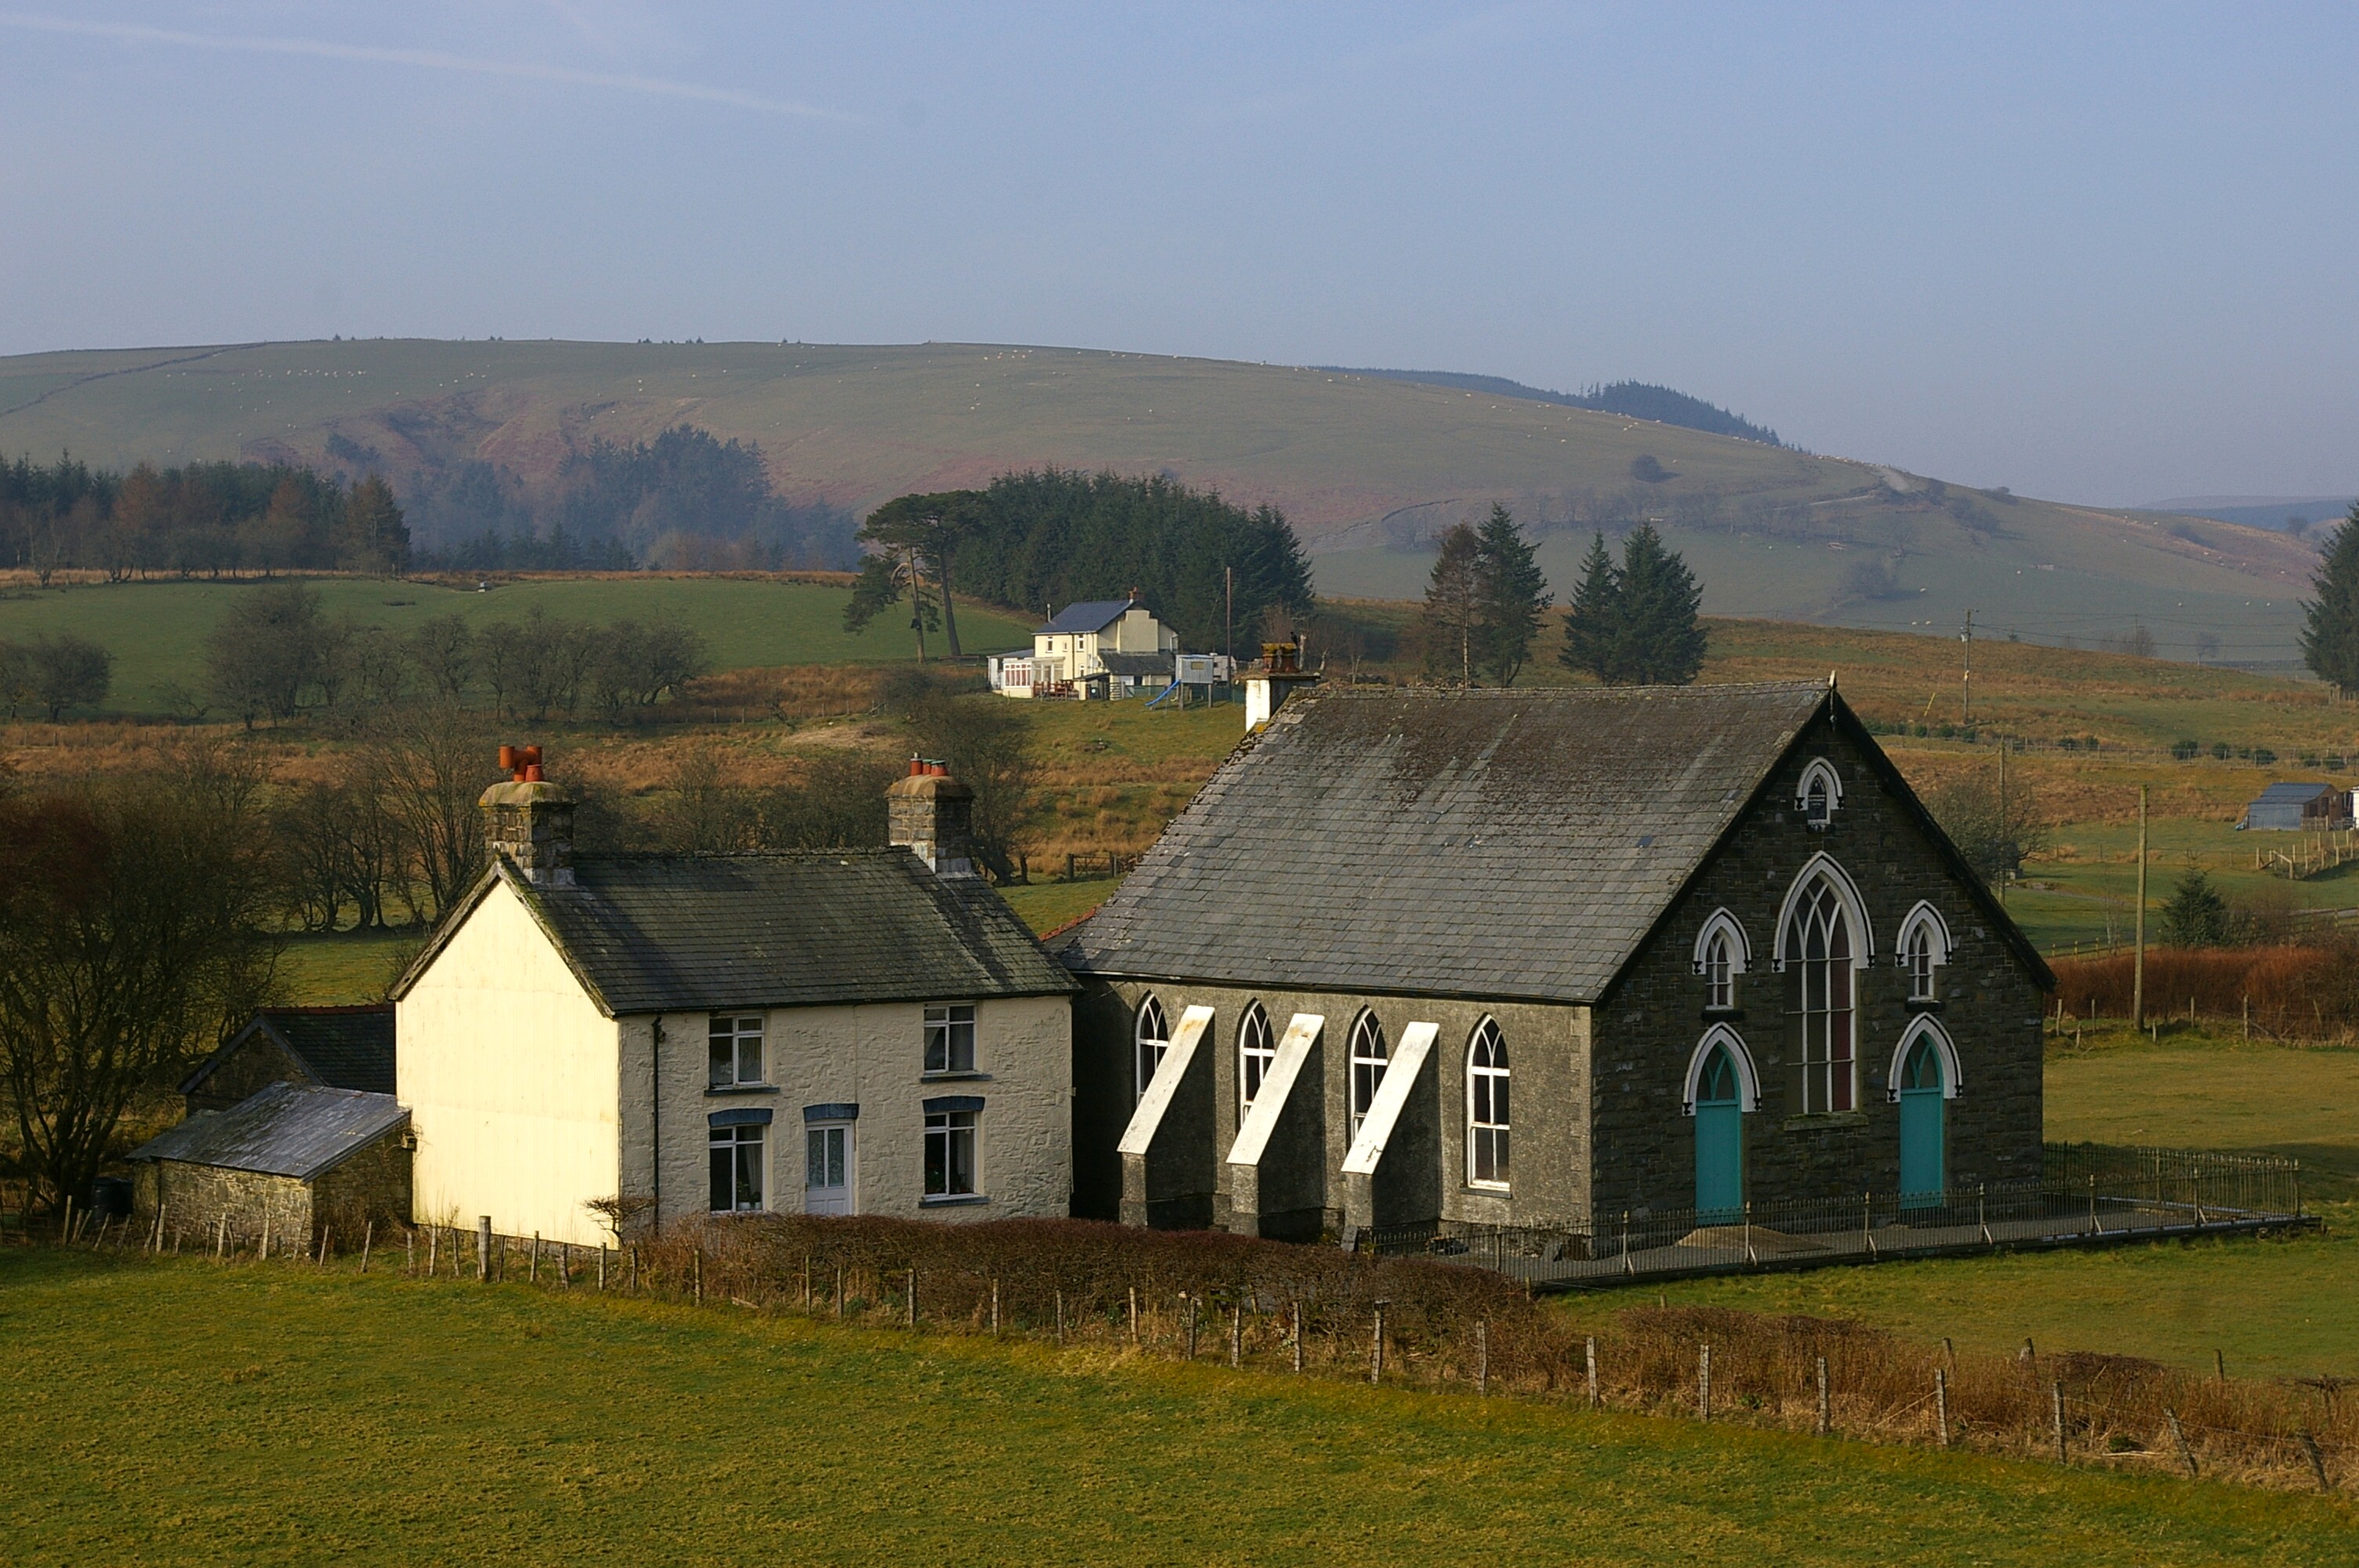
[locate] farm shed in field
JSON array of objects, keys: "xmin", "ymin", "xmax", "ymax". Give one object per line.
[
  {"xmin": 128, "ymin": 1083, "xmax": 412, "ymax": 1250},
  {"xmin": 180, "ymin": 1004, "xmax": 395, "ymax": 1114},
  {"xmin": 2241, "ymin": 782, "xmax": 2353, "ymax": 832}
]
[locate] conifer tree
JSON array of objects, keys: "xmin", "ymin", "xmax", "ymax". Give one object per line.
[
  {"xmin": 336, "ymin": 475, "xmax": 411, "ymax": 575},
  {"xmin": 2300, "ymin": 502, "xmax": 2359, "ymax": 697},
  {"xmin": 1419, "ymin": 522, "xmax": 1484, "ymax": 687},
  {"xmin": 1558, "ymin": 532, "xmax": 1623, "ymax": 682},
  {"xmin": 1471, "ymin": 503, "xmax": 1551, "ymax": 685},
  {"xmin": 2160, "ymin": 867, "xmax": 2234, "ymax": 949},
  {"xmin": 1616, "ymin": 523, "xmax": 1707, "ymax": 684}
]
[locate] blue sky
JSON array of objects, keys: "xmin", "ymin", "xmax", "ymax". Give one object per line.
[{"xmin": 2, "ymin": 2, "xmax": 2354, "ymax": 506}]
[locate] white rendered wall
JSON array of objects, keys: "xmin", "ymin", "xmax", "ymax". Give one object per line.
[
  {"xmin": 633, "ymin": 993, "xmax": 1074, "ymax": 1225},
  {"xmin": 397, "ymin": 879, "xmax": 621, "ymax": 1247}
]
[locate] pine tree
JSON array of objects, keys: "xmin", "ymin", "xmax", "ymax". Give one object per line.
[
  {"xmin": 335, "ymin": 475, "xmax": 411, "ymax": 575},
  {"xmin": 1616, "ymin": 523, "xmax": 1707, "ymax": 684},
  {"xmin": 1471, "ymin": 503, "xmax": 1551, "ymax": 685},
  {"xmin": 1558, "ymin": 532, "xmax": 1623, "ymax": 682},
  {"xmin": 2300, "ymin": 502, "xmax": 2359, "ymax": 697},
  {"xmin": 1420, "ymin": 523, "xmax": 1484, "ymax": 686},
  {"xmin": 2160, "ymin": 867, "xmax": 2234, "ymax": 949}
]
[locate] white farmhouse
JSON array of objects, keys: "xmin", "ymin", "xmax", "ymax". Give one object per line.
[
  {"xmin": 989, "ymin": 593, "xmax": 1179, "ymax": 699},
  {"xmin": 392, "ymin": 757, "xmax": 1076, "ymax": 1248}
]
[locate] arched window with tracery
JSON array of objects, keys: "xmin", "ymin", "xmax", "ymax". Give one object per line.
[
  {"xmin": 1784, "ymin": 879, "xmax": 1856, "ymax": 1112},
  {"xmin": 1237, "ymin": 1003, "xmax": 1274, "ymax": 1117},
  {"xmin": 1703, "ymin": 931, "xmax": 1735, "ymax": 1010},
  {"xmin": 1133, "ymin": 995, "xmax": 1169, "ymax": 1103},
  {"xmin": 1906, "ymin": 924, "xmax": 1935, "ymax": 1001},
  {"xmin": 1467, "ymin": 1019, "xmax": 1509, "ymax": 1189},
  {"xmin": 1348, "ymin": 1011, "xmax": 1388, "ymax": 1139}
]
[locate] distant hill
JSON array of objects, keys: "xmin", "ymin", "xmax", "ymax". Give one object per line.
[
  {"xmin": 1319, "ymin": 368, "xmax": 1783, "ymax": 446},
  {"xmin": 2146, "ymin": 495, "xmax": 2356, "ymax": 535},
  {"xmin": 0, "ymin": 339, "xmax": 2319, "ymax": 662}
]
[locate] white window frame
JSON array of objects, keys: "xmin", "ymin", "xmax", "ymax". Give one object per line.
[
  {"xmin": 1896, "ymin": 901, "xmax": 1953, "ymax": 1003},
  {"xmin": 1467, "ymin": 1018, "xmax": 1510, "ymax": 1191},
  {"xmin": 1133, "ymin": 995, "xmax": 1169, "ymax": 1104},
  {"xmin": 708, "ymin": 1122, "xmax": 765, "ymax": 1213},
  {"xmin": 924, "ymin": 1003, "xmax": 978, "ymax": 1074},
  {"xmin": 1796, "ymin": 757, "xmax": 1845, "ymax": 830},
  {"xmin": 1681, "ymin": 1024, "xmax": 1763, "ymax": 1114},
  {"xmin": 1885, "ymin": 1015, "xmax": 1964, "ymax": 1103},
  {"xmin": 708, "ymin": 1014, "xmax": 765, "ymax": 1089},
  {"xmin": 1237, "ymin": 1003, "xmax": 1275, "ymax": 1118},
  {"xmin": 923, "ymin": 1109, "xmax": 979, "ymax": 1198},
  {"xmin": 1348, "ymin": 1011, "xmax": 1388, "ymax": 1140},
  {"xmin": 1692, "ymin": 909, "xmax": 1750, "ymax": 1011},
  {"xmin": 804, "ymin": 1121, "xmax": 853, "ymax": 1210},
  {"xmin": 1785, "ymin": 876, "xmax": 1859, "ymax": 1114}
]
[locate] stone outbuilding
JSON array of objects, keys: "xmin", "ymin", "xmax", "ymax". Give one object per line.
[
  {"xmin": 390, "ymin": 753, "xmax": 1077, "ymax": 1248},
  {"xmin": 127, "ymin": 1083, "xmax": 412, "ymax": 1250},
  {"xmin": 180, "ymin": 1004, "xmax": 395, "ymax": 1115},
  {"xmin": 1057, "ymin": 680, "xmax": 2053, "ymax": 1244}
]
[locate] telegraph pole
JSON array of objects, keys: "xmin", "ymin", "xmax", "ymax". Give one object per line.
[
  {"xmin": 2132, "ymin": 785, "xmax": 2149, "ymax": 1028},
  {"xmin": 1961, "ymin": 609, "xmax": 1973, "ymax": 725}
]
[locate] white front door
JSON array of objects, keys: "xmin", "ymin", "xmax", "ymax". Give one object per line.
[{"xmin": 805, "ymin": 1123, "xmax": 854, "ymax": 1215}]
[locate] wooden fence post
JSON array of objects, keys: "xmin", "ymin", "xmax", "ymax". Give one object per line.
[
  {"xmin": 1292, "ymin": 1300, "xmax": 1304, "ymax": 1374},
  {"xmin": 1184, "ymin": 1294, "xmax": 1198, "ymax": 1360},
  {"xmin": 1934, "ymin": 1367, "xmax": 1950, "ymax": 1447},
  {"xmin": 1129, "ymin": 1286, "xmax": 1139, "ymax": 1345},
  {"xmin": 2052, "ymin": 1381, "xmax": 2067, "ymax": 1463},
  {"xmin": 360, "ymin": 1221, "xmax": 374, "ymax": 1274},
  {"xmin": 991, "ymin": 1279, "xmax": 1001, "ymax": 1338},
  {"xmin": 1477, "ymin": 1320, "xmax": 1489, "ymax": 1397},
  {"xmin": 2299, "ymin": 1431, "xmax": 2331, "ymax": 1493},
  {"xmin": 1369, "ymin": 1301, "xmax": 1388, "ymax": 1385},
  {"xmin": 907, "ymin": 1267, "xmax": 917, "ymax": 1329},
  {"xmin": 1229, "ymin": 1302, "xmax": 1242, "ymax": 1368},
  {"xmin": 692, "ymin": 1245, "xmax": 703, "ymax": 1305},
  {"xmin": 1055, "ymin": 1290, "xmax": 1065, "ymax": 1345},
  {"xmin": 530, "ymin": 1232, "xmax": 540, "ymax": 1285},
  {"xmin": 1816, "ymin": 1356, "xmax": 1831, "ymax": 1437},
  {"xmin": 476, "ymin": 1216, "xmax": 491, "ymax": 1282},
  {"xmin": 1586, "ymin": 1337, "xmax": 1598, "ymax": 1410},
  {"xmin": 2165, "ymin": 1408, "xmax": 2197, "ymax": 1478},
  {"xmin": 1699, "ymin": 1343, "xmax": 1712, "ymax": 1421}
]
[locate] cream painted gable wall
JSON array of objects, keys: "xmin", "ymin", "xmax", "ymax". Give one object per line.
[{"xmin": 397, "ymin": 878, "xmax": 620, "ymax": 1247}]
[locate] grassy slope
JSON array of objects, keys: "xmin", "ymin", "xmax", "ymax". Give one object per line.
[
  {"xmin": 0, "ymin": 339, "xmax": 2317, "ymax": 655},
  {"xmin": 2, "ymin": 1252, "xmax": 2351, "ymax": 1566},
  {"xmin": 0, "ymin": 575, "xmax": 1032, "ymax": 713},
  {"xmin": 1559, "ymin": 1025, "xmax": 2359, "ymax": 1379}
]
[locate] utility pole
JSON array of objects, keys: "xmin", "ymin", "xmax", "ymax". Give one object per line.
[
  {"xmin": 1224, "ymin": 564, "xmax": 1235, "ymax": 704},
  {"xmin": 1997, "ymin": 739, "xmax": 2009, "ymax": 906},
  {"xmin": 1961, "ymin": 609, "xmax": 1973, "ymax": 725},
  {"xmin": 2132, "ymin": 784, "xmax": 2149, "ymax": 1028}
]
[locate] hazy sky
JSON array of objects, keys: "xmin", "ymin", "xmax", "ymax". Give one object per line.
[{"xmin": 2, "ymin": 3, "xmax": 2354, "ymax": 506}]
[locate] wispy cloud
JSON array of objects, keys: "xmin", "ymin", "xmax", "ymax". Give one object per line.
[{"xmin": 0, "ymin": 10, "xmax": 847, "ymax": 121}]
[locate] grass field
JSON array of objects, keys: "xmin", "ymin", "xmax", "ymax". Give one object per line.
[
  {"xmin": 0, "ymin": 337, "xmax": 2317, "ymax": 652},
  {"xmin": 0, "ymin": 575, "xmax": 1033, "ymax": 713},
  {"xmin": 1557, "ymin": 1025, "xmax": 2359, "ymax": 1380},
  {"xmin": 3, "ymin": 1250, "xmax": 2354, "ymax": 1566}
]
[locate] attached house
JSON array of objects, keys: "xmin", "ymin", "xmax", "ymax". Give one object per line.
[
  {"xmin": 990, "ymin": 593, "xmax": 1180, "ymax": 699},
  {"xmin": 1056, "ymin": 680, "xmax": 2052, "ymax": 1243},
  {"xmin": 391, "ymin": 757, "xmax": 1077, "ymax": 1248},
  {"xmin": 179, "ymin": 1004, "xmax": 395, "ymax": 1114}
]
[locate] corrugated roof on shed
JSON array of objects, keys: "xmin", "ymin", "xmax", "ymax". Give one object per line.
[{"xmin": 129, "ymin": 1083, "xmax": 408, "ymax": 1182}]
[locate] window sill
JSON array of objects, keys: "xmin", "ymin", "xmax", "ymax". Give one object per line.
[
  {"xmin": 920, "ymin": 1071, "xmax": 993, "ymax": 1083},
  {"xmin": 920, "ymin": 1194, "xmax": 989, "ymax": 1208},
  {"xmin": 1463, "ymin": 1183, "xmax": 1511, "ymax": 1196},
  {"xmin": 704, "ymin": 1084, "xmax": 780, "ymax": 1098}
]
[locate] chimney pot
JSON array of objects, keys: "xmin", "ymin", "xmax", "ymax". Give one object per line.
[
  {"xmin": 498, "ymin": 745, "xmax": 518, "ymax": 773},
  {"xmin": 479, "ymin": 749, "xmax": 574, "ymax": 887},
  {"xmin": 522, "ymin": 764, "xmax": 543, "ymax": 782}
]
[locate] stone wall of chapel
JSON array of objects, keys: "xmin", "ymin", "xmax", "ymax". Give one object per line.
[
  {"xmin": 1071, "ymin": 977, "xmax": 1590, "ymax": 1233},
  {"xmin": 1590, "ymin": 712, "xmax": 2046, "ymax": 1223}
]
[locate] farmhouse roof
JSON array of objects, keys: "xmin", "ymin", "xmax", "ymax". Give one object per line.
[
  {"xmin": 179, "ymin": 1005, "xmax": 395, "ymax": 1099},
  {"xmin": 1060, "ymin": 681, "xmax": 2050, "ymax": 1003},
  {"xmin": 129, "ymin": 1083, "xmax": 408, "ymax": 1183},
  {"xmin": 1036, "ymin": 599, "xmax": 1140, "ymax": 635},
  {"xmin": 394, "ymin": 848, "xmax": 1075, "ymax": 1017}
]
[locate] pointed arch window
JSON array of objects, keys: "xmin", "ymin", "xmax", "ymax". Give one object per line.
[
  {"xmin": 1796, "ymin": 758, "xmax": 1844, "ymax": 830},
  {"xmin": 1467, "ymin": 1019, "xmax": 1510, "ymax": 1189},
  {"xmin": 1348, "ymin": 1011, "xmax": 1388, "ymax": 1140},
  {"xmin": 1692, "ymin": 909, "xmax": 1750, "ymax": 1013},
  {"xmin": 1896, "ymin": 902, "xmax": 1952, "ymax": 1004},
  {"xmin": 1133, "ymin": 995, "xmax": 1169, "ymax": 1104},
  {"xmin": 1237, "ymin": 1003, "xmax": 1275, "ymax": 1116},
  {"xmin": 1785, "ymin": 878, "xmax": 1856, "ymax": 1112}
]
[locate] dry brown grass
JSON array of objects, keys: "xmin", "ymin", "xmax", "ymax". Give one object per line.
[{"xmin": 2052, "ymin": 946, "xmax": 2359, "ymax": 1040}]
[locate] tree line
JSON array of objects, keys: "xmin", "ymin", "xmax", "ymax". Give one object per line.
[
  {"xmin": 1416, "ymin": 509, "xmax": 1707, "ymax": 688},
  {"xmin": 194, "ymin": 584, "xmax": 711, "ymax": 728},
  {"xmin": 843, "ymin": 469, "xmax": 1316, "ymax": 656},
  {"xmin": 2, "ymin": 454, "xmax": 409, "ymax": 583}
]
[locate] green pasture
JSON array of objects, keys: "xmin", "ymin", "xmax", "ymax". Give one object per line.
[
  {"xmin": 3, "ymin": 1251, "xmax": 2352, "ymax": 1565},
  {"xmin": 0, "ymin": 576, "xmax": 1033, "ymax": 713},
  {"xmin": 2006, "ymin": 816, "xmax": 2359, "ymax": 952},
  {"xmin": 1560, "ymin": 1027, "xmax": 2359, "ymax": 1380}
]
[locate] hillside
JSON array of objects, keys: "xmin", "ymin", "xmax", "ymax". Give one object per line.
[{"xmin": 0, "ymin": 339, "xmax": 2320, "ymax": 662}]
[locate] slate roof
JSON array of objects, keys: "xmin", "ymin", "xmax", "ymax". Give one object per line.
[
  {"xmin": 129, "ymin": 1083, "xmax": 408, "ymax": 1182},
  {"xmin": 181, "ymin": 1005, "xmax": 396, "ymax": 1098},
  {"xmin": 1063, "ymin": 682, "xmax": 1849, "ymax": 1004},
  {"xmin": 1037, "ymin": 599, "xmax": 1138, "ymax": 635},
  {"xmin": 394, "ymin": 848, "xmax": 1075, "ymax": 1017}
]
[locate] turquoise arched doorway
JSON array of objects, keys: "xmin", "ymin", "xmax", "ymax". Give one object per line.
[
  {"xmin": 1898, "ymin": 1032, "xmax": 1947, "ymax": 1207},
  {"xmin": 1693, "ymin": 1044, "xmax": 1745, "ymax": 1223}
]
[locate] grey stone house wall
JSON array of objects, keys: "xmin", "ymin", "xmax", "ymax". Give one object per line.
[
  {"xmin": 1073, "ymin": 978, "xmax": 1590, "ymax": 1234},
  {"xmin": 132, "ymin": 1133, "xmax": 413, "ymax": 1248},
  {"xmin": 1590, "ymin": 713, "xmax": 2045, "ymax": 1224}
]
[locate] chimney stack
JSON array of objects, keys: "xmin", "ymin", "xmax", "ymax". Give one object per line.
[
  {"xmin": 1243, "ymin": 642, "xmax": 1321, "ymax": 731},
  {"xmin": 887, "ymin": 756, "xmax": 976, "ymax": 877},
  {"xmin": 480, "ymin": 744, "xmax": 574, "ymax": 887}
]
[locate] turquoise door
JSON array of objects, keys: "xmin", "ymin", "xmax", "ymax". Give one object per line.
[
  {"xmin": 1694, "ymin": 1046, "xmax": 1744, "ymax": 1223},
  {"xmin": 1898, "ymin": 1036, "xmax": 1946, "ymax": 1207}
]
